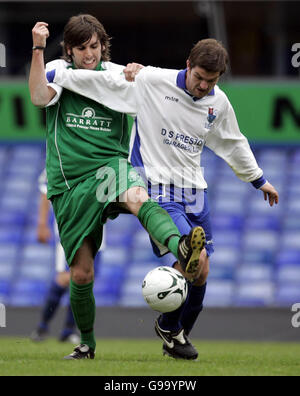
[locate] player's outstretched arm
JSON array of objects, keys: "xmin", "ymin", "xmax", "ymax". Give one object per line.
[
  {"xmin": 29, "ymin": 22, "xmax": 56, "ymax": 106},
  {"xmin": 259, "ymin": 181, "xmax": 279, "ymax": 207},
  {"xmin": 49, "ymin": 67, "xmax": 138, "ymax": 116}
]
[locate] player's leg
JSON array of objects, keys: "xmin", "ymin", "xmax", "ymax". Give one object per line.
[
  {"xmin": 65, "ymin": 236, "xmax": 96, "ymax": 359},
  {"xmin": 30, "ymin": 274, "xmax": 67, "ymax": 342},
  {"xmin": 30, "ymin": 243, "xmax": 69, "ymax": 342},
  {"xmin": 176, "ymin": 253, "xmax": 209, "ymax": 336},
  {"xmin": 119, "ymin": 186, "xmax": 205, "ymax": 270}
]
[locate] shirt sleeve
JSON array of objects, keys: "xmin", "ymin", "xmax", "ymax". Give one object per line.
[
  {"xmin": 38, "ymin": 169, "xmax": 48, "ymax": 195},
  {"xmin": 50, "ymin": 67, "xmax": 138, "ymax": 117},
  {"xmin": 44, "ymin": 60, "xmax": 67, "ymax": 107},
  {"xmin": 205, "ymin": 99, "xmax": 263, "ymax": 183}
]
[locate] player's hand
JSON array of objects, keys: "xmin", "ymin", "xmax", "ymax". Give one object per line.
[
  {"xmin": 123, "ymin": 63, "xmax": 144, "ymax": 82},
  {"xmin": 260, "ymin": 181, "xmax": 279, "ymax": 207},
  {"xmin": 32, "ymin": 22, "xmax": 50, "ymax": 48},
  {"xmin": 37, "ymin": 224, "xmax": 51, "ymax": 244}
]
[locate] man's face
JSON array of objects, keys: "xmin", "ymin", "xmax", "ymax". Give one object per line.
[
  {"xmin": 185, "ymin": 60, "xmax": 220, "ymax": 99},
  {"xmin": 67, "ymin": 33, "xmax": 103, "ymax": 70}
]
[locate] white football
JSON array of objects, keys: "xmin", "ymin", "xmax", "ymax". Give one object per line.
[{"xmin": 142, "ymin": 266, "xmax": 188, "ymax": 313}]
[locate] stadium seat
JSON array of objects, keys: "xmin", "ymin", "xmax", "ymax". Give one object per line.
[
  {"xmin": 9, "ymin": 279, "xmax": 48, "ymax": 306},
  {"xmin": 210, "ymin": 246, "xmax": 240, "ymax": 268},
  {"xmin": 211, "ymin": 214, "xmax": 244, "ymax": 231},
  {"xmin": 0, "ymin": 226, "xmax": 23, "ymax": 244},
  {"xmin": 235, "ymin": 281, "xmax": 275, "ymax": 306},
  {"xmin": 235, "ymin": 264, "xmax": 273, "ymax": 283},
  {"xmin": 209, "ymin": 265, "xmax": 235, "ymax": 281},
  {"xmin": 275, "ymin": 285, "xmax": 300, "ymax": 306},
  {"xmin": 213, "ymin": 195, "xmax": 245, "ymax": 215},
  {"xmin": 277, "ymin": 265, "xmax": 300, "ymax": 284},
  {"xmin": 19, "ymin": 262, "xmax": 53, "ymax": 281},
  {"xmin": 0, "ymin": 262, "xmax": 15, "ymax": 281},
  {"xmin": 244, "ymin": 215, "xmax": 280, "ymax": 231},
  {"xmin": 0, "ymin": 280, "xmax": 11, "ymax": 304},
  {"xmin": 243, "ymin": 230, "xmax": 278, "ymax": 251},
  {"xmin": 100, "ymin": 247, "xmax": 129, "ymax": 266},
  {"xmin": 20, "ymin": 243, "xmax": 54, "ymax": 263},
  {"xmin": 281, "ymin": 231, "xmax": 300, "ymax": 250},
  {"xmin": 205, "ymin": 280, "xmax": 235, "ymax": 307},
  {"xmin": 0, "ymin": 211, "xmax": 26, "ymax": 226},
  {"xmin": 213, "ymin": 230, "xmax": 242, "ymax": 248}
]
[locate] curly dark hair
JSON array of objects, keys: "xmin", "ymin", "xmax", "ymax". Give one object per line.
[{"xmin": 61, "ymin": 14, "xmax": 111, "ymax": 63}]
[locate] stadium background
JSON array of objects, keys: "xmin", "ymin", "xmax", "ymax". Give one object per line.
[{"xmin": 0, "ymin": 0, "xmax": 299, "ymax": 341}]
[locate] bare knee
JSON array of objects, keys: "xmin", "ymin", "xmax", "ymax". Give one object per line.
[{"xmin": 70, "ymin": 237, "xmax": 95, "ymax": 285}]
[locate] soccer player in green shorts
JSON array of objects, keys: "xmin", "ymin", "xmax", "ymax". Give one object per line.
[{"xmin": 29, "ymin": 14, "xmax": 205, "ymax": 360}]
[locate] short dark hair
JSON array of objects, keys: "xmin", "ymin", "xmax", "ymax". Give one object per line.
[
  {"xmin": 61, "ymin": 14, "xmax": 111, "ymax": 62},
  {"xmin": 188, "ymin": 39, "xmax": 228, "ymax": 75}
]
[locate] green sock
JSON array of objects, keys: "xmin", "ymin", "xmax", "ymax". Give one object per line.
[
  {"xmin": 137, "ymin": 199, "xmax": 181, "ymax": 258},
  {"xmin": 69, "ymin": 279, "xmax": 96, "ymax": 351}
]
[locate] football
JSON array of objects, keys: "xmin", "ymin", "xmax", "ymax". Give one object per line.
[{"xmin": 142, "ymin": 266, "xmax": 188, "ymax": 313}]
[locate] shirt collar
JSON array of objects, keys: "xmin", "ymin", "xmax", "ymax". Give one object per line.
[
  {"xmin": 176, "ymin": 69, "xmax": 215, "ymax": 102},
  {"xmin": 71, "ymin": 61, "xmax": 104, "ymax": 71}
]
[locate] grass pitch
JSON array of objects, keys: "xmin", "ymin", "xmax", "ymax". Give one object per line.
[{"xmin": 0, "ymin": 337, "xmax": 299, "ymax": 376}]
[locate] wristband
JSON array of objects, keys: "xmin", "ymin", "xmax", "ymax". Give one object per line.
[
  {"xmin": 32, "ymin": 46, "xmax": 45, "ymax": 51},
  {"xmin": 251, "ymin": 175, "xmax": 267, "ymax": 189}
]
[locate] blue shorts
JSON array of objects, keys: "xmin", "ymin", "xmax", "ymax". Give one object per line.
[{"xmin": 149, "ymin": 188, "xmax": 214, "ymax": 258}]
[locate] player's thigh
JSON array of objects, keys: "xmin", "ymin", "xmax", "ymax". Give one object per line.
[{"xmin": 119, "ymin": 186, "xmax": 149, "ymax": 216}]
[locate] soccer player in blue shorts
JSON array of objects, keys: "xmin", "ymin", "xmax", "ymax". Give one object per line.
[{"xmin": 48, "ymin": 38, "xmax": 279, "ymax": 360}]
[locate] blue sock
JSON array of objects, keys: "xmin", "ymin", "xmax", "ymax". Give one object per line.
[
  {"xmin": 181, "ymin": 282, "xmax": 207, "ymax": 335},
  {"xmin": 38, "ymin": 280, "xmax": 67, "ymax": 330},
  {"xmin": 158, "ymin": 282, "xmax": 192, "ymax": 333}
]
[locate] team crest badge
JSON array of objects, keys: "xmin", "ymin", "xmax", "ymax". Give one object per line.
[
  {"xmin": 207, "ymin": 107, "xmax": 216, "ymax": 124},
  {"xmin": 205, "ymin": 107, "xmax": 217, "ymax": 129}
]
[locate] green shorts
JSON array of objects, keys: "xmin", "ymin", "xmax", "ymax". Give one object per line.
[{"xmin": 51, "ymin": 158, "xmax": 146, "ymax": 266}]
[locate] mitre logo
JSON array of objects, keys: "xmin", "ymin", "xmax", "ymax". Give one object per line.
[{"xmin": 65, "ymin": 107, "xmax": 113, "ymax": 132}]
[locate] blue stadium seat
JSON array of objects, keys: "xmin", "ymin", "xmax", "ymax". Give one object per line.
[
  {"xmin": 21, "ymin": 243, "xmax": 54, "ymax": 261},
  {"xmin": 281, "ymin": 231, "xmax": 300, "ymax": 251},
  {"xmin": 0, "ymin": 262, "xmax": 15, "ymax": 281},
  {"xmin": 235, "ymin": 264, "xmax": 273, "ymax": 283},
  {"xmin": 0, "ymin": 195, "xmax": 29, "ymax": 212},
  {"xmin": 19, "ymin": 262, "xmax": 53, "ymax": 281},
  {"xmin": 94, "ymin": 265, "xmax": 124, "ymax": 306},
  {"xmin": 0, "ymin": 211, "xmax": 26, "ymax": 226},
  {"xmin": 0, "ymin": 280, "xmax": 11, "ymax": 304},
  {"xmin": 213, "ymin": 230, "xmax": 242, "ymax": 248},
  {"xmin": 277, "ymin": 265, "xmax": 300, "ymax": 285},
  {"xmin": 9, "ymin": 279, "xmax": 48, "ymax": 306},
  {"xmin": 0, "ymin": 226, "xmax": 23, "ymax": 244},
  {"xmin": 211, "ymin": 214, "xmax": 244, "ymax": 231},
  {"xmin": 244, "ymin": 215, "xmax": 280, "ymax": 231},
  {"xmin": 243, "ymin": 230, "xmax": 278, "ymax": 252},
  {"xmin": 209, "ymin": 266, "xmax": 235, "ymax": 281},
  {"xmin": 0, "ymin": 243, "xmax": 18, "ymax": 262},
  {"xmin": 275, "ymin": 285, "xmax": 300, "ymax": 306},
  {"xmin": 248, "ymin": 196, "xmax": 282, "ymax": 217},
  {"xmin": 235, "ymin": 281, "xmax": 275, "ymax": 306},
  {"xmin": 205, "ymin": 280, "xmax": 235, "ymax": 307},
  {"xmin": 119, "ymin": 278, "xmax": 147, "ymax": 308},
  {"xmin": 210, "ymin": 246, "xmax": 240, "ymax": 268},
  {"xmin": 213, "ymin": 195, "xmax": 245, "ymax": 215},
  {"xmin": 100, "ymin": 247, "xmax": 129, "ymax": 266},
  {"xmin": 276, "ymin": 250, "xmax": 300, "ymax": 266}
]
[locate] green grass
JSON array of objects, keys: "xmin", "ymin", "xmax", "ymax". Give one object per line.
[{"xmin": 0, "ymin": 337, "xmax": 299, "ymax": 376}]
